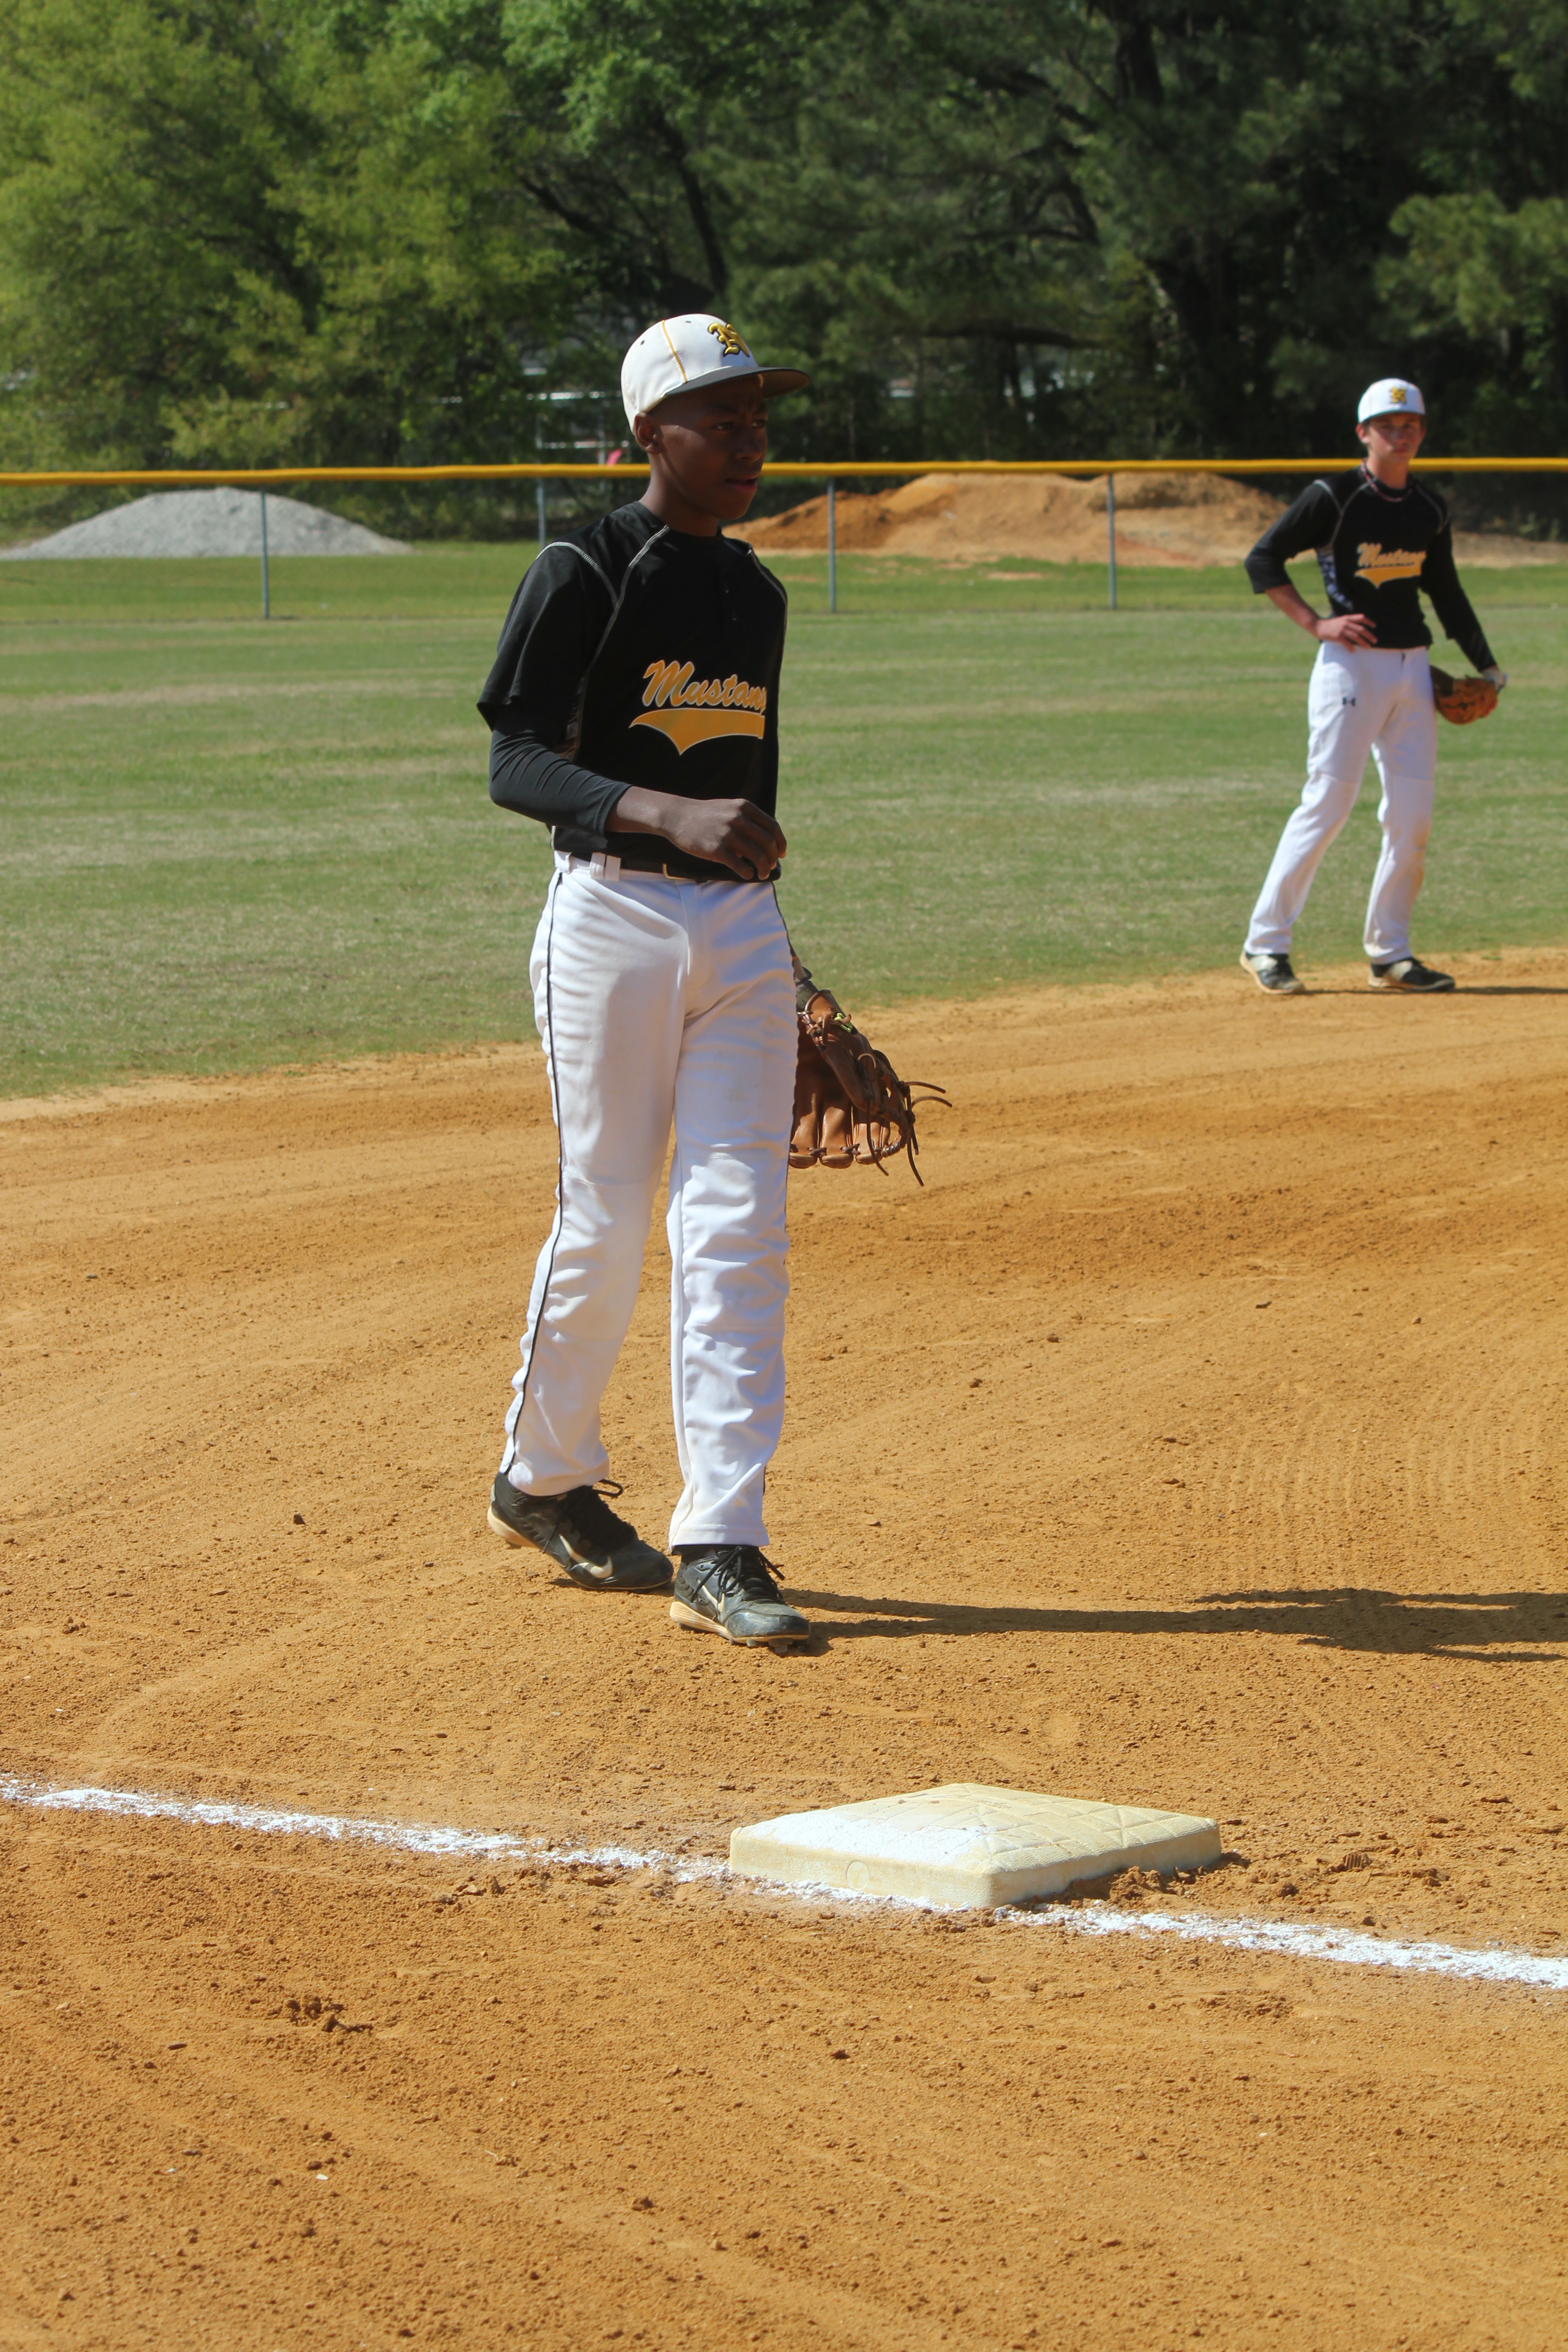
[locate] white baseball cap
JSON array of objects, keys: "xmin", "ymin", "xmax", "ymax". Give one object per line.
[
  {"xmin": 1358, "ymin": 376, "xmax": 1426, "ymax": 423},
  {"xmin": 621, "ymin": 314, "xmax": 809, "ymax": 430}
]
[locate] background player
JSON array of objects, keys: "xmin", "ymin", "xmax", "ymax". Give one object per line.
[
  {"xmin": 478, "ymin": 314, "xmax": 815, "ymax": 1649},
  {"xmin": 1238, "ymin": 377, "xmax": 1506, "ymax": 995}
]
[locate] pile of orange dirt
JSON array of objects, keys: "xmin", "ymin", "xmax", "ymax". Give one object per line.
[
  {"xmin": 736, "ymin": 469, "xmax": 1568, "ymax": 567},
  {"xmin": 735, "ymin": 470, "xmax": 1284, "ymax": 566}
]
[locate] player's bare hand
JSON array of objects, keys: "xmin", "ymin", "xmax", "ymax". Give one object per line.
[
  {"xmin": 1317, "ymin": 612, "xmax": 1377, "ymax": 648},
  {"xmin": 662, "ymin": 796, "xmax": 786, "ymax": 879},
  {"xmin": 1265, "ymin": 582, "xmax": 1374, "ymax": 647},
  {"xmin": 612, "ymin": 787, "xmax": 786, "ymax": 880}
]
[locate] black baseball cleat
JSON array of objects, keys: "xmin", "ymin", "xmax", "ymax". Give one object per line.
[
  {"xmin": 669, "ymin": 1547, "xmax": 811, "ymax": 1647},
  {"xmin": 487, "ymin": 1475, "xmax": 672, "ymax": 1591},
  {"xmin": 1368, "ymin": 957, "xmax": 1455, "ymax": 993},
  {"xmin": 1239, "ymin": 949, "xmax": 1306, "ymax": 995}
]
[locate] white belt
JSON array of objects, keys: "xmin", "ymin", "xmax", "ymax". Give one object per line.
[{"xmin": 556, "ymin": 849, "xmax": 624, "ymax": 880}]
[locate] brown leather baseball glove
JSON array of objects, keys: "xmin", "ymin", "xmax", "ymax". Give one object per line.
[
  {"xmin": 1430, "ymin": 666, "xmax": 1499, "ymax": 725},
  {"xmin": 789, "ymin": 982, "xmax": 946, "ymax": 1183}
]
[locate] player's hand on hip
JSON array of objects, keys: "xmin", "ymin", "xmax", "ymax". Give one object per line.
[
  {"xmin": 1317, "ymin": 611, "xmax": 1376, "ymax": 649},
  {"xmin": 659, "ymin": 796, "xmax": 787, "ymax": 880}
]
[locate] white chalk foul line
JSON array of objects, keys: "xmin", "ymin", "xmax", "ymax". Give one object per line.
[
  {"xmin": 997, "ymin": 1897, "xmax": 1568, "ymax": 1990},
  {"xmin": 4, "ymin": 1774, "xmax": 1564, "ymax": 1992},
  {"xmin": 0, "ymin": 1772, "xmax": 725, "ymax": 1885}
]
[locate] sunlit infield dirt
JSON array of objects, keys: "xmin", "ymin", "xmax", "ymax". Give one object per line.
[{"xmin": 3, "ymin": 954, "xmax": 1565, "ymax": 2349}]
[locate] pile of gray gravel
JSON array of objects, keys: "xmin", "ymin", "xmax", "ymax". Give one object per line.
[{"xmin": 0, "ymin": 486, "xmax": 408, "ymax": 559}]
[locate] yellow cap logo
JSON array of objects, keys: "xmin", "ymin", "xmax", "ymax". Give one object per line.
[
  {"xmin": 707, "ymin": 320, "xmax": 753, "ymax": 360},
  {"xmin": 1388, "ymin": 383, "xmax": 1408, "ymax": 405}
]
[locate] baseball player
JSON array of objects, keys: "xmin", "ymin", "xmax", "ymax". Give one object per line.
[
  {"xmin": 1239, "ymin": 376, "xmax": 1505, "ymax": 995},
  {"xmin": 477, "ymin": 314, "xmax": 815, "ymax": 1648}
]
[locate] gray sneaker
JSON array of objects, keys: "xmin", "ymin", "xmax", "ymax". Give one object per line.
[
  {"xmin": 1240, "ymin": 949, "xmax": 1306, "ymax": 995},
  {"xmin": 1368, "ymin": 957, "xmax": 1455, "ymax": 993},
  {"xmin": 487, "ymin": 1475, "xmax": 672, "ymax": 1591},
  {"xmin": 670, "ymin": 1547, "xmax": 811, "ymax": 1647}
]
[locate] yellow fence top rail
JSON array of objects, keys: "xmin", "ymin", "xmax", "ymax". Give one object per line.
[{"xmin": 2, "ymin": 457, "xmax": 1566, "ymax": 489}]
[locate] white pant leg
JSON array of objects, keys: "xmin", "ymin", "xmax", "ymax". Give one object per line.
[
  {"xmin": 1245, "ymin": 646, "xmax": 1393, "ymax": 956},
  {"xmin": 1363, "ymin": 651, "xmax": 1438, "ymax": 964},
  {"xmin": 501, "ymin": 865, "xmax": 687, "ymax": 1497},
  {"xmin": 665, "ymin": 884, "xmax": 795, "ymax": 1551}
]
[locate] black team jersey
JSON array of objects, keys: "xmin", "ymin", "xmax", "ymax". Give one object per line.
[
  {"xmin": 1244, "ymin": 466, "xmax": 1495, "ymax": 672},
  {"xmin": 479, "ymin": 501, "xmax": 788, "ymax": 881}
]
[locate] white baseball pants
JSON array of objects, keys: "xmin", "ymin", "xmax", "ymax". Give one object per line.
[
  {"xmin": 500, "ymin": 855, "xmax": 797, "ymax": 1551},
  {"xmin": 1245, "ymin": 643, "xmax": 1439, "ymax": 964}
]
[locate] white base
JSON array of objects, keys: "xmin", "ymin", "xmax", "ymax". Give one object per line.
[{"xmin": 729, "ymin": 1782, "xmax": 1221, "ymax": 1910}]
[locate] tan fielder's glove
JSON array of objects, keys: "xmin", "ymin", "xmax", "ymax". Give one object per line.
[
  {"xmin": 789, "ymin": 986, "xmax": 946, "ymax": 1183},
  {"xmin": 1430, "ymin": 666, "xmax": 1499, "ymax": 725}
]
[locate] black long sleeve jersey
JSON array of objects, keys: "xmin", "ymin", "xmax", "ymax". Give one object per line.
[
  {"xmin": 1243, "ymin": 466, "xmax": 1495, "ymax": 672},
  {"xmin": 479, "ymin": 501, "xmax": 788, "ymax": 882}
]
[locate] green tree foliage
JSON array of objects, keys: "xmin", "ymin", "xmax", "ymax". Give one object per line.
[
  {"xmin": 1, "ymin": 0, "xmax": 1563, "ymax": 501},
  {"xmin": 0, "ymin": 0, "xmax": 304, "ymax": 467},
  {"xmin": 0, "ymin": 0, "xmax": 572, "ymax": 497},
  {"xmin": 1379, "ymin": 3, "xmax": 1568, "ymax": 452}
]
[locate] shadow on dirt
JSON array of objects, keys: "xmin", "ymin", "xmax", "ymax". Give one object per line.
[
  {"xmin": 782, "ymin": 1583, "xmax": 1568, "ymax": 1657},
  {"xmin": 1284, "ymin": 984, "xmax": 1568, "ymax": 998}
]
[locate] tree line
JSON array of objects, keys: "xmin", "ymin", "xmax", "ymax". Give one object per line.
[{"xmin": 1, "ymin": 0, "xmax": 1564, "ymax": 528}]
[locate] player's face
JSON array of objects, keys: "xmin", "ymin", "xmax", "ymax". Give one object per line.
[
  {"xmin": 635, "ymin": 382, "xmax": 770, "ymax": 525},
  {"xmin": 1357, "ymin": 411, "xmax": 1426, "ymax": 464}
]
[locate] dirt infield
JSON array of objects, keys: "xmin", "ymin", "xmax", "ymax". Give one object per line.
[{"xmin": 4, "ymin": 953, "xmax": 1566, "ymax": 2349}]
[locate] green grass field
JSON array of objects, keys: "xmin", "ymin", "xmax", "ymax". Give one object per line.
[{"xmin": 3, "ymin": 544, "xmax": 1564, "ymax": 1093}]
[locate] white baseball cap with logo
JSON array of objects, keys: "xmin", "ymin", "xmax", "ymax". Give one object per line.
[
  {"xmin": 1358, "ymin": 376, "xmax": 1426, "ymax": 423},
  {"xmin": 621, "ymin": 314, "xmax": 810, "ymax": 430}
]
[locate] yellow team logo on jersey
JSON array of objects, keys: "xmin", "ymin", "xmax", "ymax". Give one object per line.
[
  {"xmin": 707, "ymin": 320, "xmax": 753, "ymax": 360},
  {"xmin": 1356, "ymin": 541, "xmax": 1426, "ymax": 588},
  {"xmin": 632, "ymin": 658, "xmax": 767, "ymax": 754}
]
